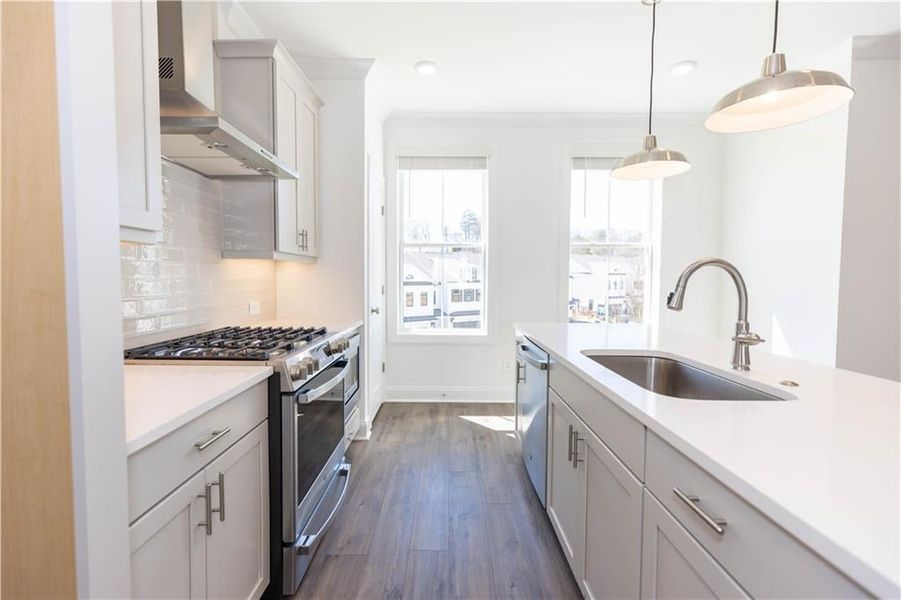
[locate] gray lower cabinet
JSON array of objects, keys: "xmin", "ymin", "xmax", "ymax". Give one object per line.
[
  {"xmin": 129, "ymin": 422, "xmax": 268, "ymax": 600},
  {"xmin": 641, "ymin": 490, "xmax": 748, "ymax": 599},
  {"xmin": 583, "ymin": 424, "xmax": 643, "ymax": 600},
  {"xmin": 545, "ymin": 363, "xmax": 870, "ymax": 599},
  {"xmin": 547, "ymin": 390, "xmax": 643, "ymax": 599},
  {"xmin": 547, "ymin": 390, "xmax": 587, "ymax": 580},
  {"xmin": 129, "ymin": 470, "xmax": 207, "ymax": 598}
]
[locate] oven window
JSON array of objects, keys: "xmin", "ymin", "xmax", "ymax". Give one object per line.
[{"xmin": 295, "ymin": 371, "xmax": 345, "ymax": 505}]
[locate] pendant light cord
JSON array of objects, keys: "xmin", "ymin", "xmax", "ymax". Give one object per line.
[
  {"xmin": 772, "ymin": 0, "xmax": 779, "ymax": 54},
  {"xmin": 648, "ymin": 1, "xmax": 657, "ymax": 136}
]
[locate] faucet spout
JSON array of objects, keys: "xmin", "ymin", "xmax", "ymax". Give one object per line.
[{"xmin": 666, "ymin": 258, "xmax": 763, "ymax": 370}]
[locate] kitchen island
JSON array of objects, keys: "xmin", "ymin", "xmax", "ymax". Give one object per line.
[{"xmin": 516, "ymin": 322, "xmax": 899, "ymax": 598}]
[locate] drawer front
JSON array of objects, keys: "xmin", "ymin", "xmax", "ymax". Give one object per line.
[
  {"xmin": 549, "ymin": 361, "xmax": 645, "ymax": 480},
  {"xmin": 128, "ymin": 381, "xmax": 268, "ymax": 523},
  {"xmin": 645, "ymin": 432, "xmax": 869, "ymax": 599}
]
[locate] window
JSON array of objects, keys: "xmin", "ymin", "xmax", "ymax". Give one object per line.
[
  {"xmin": 420, "ymin": 292, "xmax": 428, "ymax": 306},
  {"xmin": 405, "ymin": 292, "xmax": 414, "ymax": 308},
  {"xmin": 397, "ymin": 156, "xmax": 489, "ymax": 334},
  {"xmin": 569, "ymin": 157, "xmax": 655, "ymax": 324}
]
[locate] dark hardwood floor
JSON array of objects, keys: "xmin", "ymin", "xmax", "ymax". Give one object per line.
[{"xmin": 294, "ymin": 402, "xmax": 581, "ymax": 600}]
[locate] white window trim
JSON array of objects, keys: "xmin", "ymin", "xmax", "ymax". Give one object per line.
[
  {"xmin": 557, "ymin": 143, "xmax": 663, "ymax": 326},
  {"xmin": 386, "ymin": 141, "xmax": 498, "ymax": 345}
]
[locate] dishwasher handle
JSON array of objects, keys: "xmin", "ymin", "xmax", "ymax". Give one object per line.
[{"xmin": 516, "ymin": 344, "xmax": 549, "ymax": 371}]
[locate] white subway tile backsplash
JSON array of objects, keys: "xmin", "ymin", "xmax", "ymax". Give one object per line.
[{"xmin": 121, "ymin": 162, "xmax": 277, "ymax": 347}]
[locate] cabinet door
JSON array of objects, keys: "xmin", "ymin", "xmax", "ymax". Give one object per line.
[
  {"xmin": 274, "ymin": 62, "xmax": 302, "ymax": 255},
  {"xmin": 296, "ymin": 96, "xmax": 319, "ymax": 258},
  {"xmin": 582, "ymin": 427, "xmax": 643, "ymax": 600},
  {"xmin": 641, "ymin": 491, "xmax": 748, "ymax": 600},
  {"xmin": 546, "ymin": 390, "xmax": 586, "ymax": 581},
  {"xmin": 205, "ymin": 423, "xmax": 270, "ymax": 600},
  {"xmin": 129, "ymin": 471, "xmax": 207, "ymax": 599},
  {"xmin": 113, "ymin": 0, "xmax": 162, "ymax": 240}
]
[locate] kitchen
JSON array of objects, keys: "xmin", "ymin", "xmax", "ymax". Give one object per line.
[{"xmin": 2, "ymin": 1, "xmax": 899, "ymax": 599}]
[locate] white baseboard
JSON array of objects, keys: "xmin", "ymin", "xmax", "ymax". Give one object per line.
[{"xmin": 386, "ymin": 385, "xmax": 515, "ymax": 403}]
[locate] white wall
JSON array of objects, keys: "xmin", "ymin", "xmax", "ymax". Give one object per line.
[
  {"xmin": 719, "ymin": 46, "xmax": 853, "ymax": 367},
  {"xmin": 836, "ymin": 36, "xmax": 900, "ymax": 380},
  {"xmin": 276, "ymin": 77, "xmax": 367, "ymax": 324},
  {"xmin": 55, "ymin": 3, "xmax": 131, "ymax": 596},
  {"xmin": 383, "ymin": 114, "xmax": 724, "ymax": 401}
]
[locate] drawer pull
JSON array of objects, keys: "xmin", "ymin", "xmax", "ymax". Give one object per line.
[
  {"xmin": 194, "ymin": 427, "xmax": 231, "ymax": 451},
  {"xmin": 674, "ymin": 487, "xmax": 727, "ymax": 535}
]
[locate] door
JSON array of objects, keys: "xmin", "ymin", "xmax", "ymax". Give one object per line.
[
  {"xmin": 112, "ymin": 0, "xmax": 162, "ymax": 238},
  {"xmin": 641, "ymin": 491, "xmax": 748, "ymax": 600},
  {"xmin": 365, "ymin": 153, "xmax": 386, "ymax": 431},
  {"xmin": 582, "ymin": 427, "xmax": 643, "ymax": 600},
  {"xmin": 129, "ymin": 471, "xmax": 207, "ymax": 599},
  {"xmin": 206, "ymin": 423, "xmax": 269, "ymax": 600},
  {"xmin": 546, "ymin": 390, "xmax": 587, "ymax": 581},
  {"xmin": 296, "ymin": 96, "xmax": 319, "ymax": 257}
]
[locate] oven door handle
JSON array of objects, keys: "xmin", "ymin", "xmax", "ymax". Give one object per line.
[
  {"xmin": 297, "ymin": 360, "xmax": 350, "ymax": 404},
  {"xmin": 296, "ymin": 464, "xmax": 351, "ymax": 555}
]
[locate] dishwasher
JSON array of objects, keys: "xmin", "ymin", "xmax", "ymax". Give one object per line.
[{"xmin": 514, "ymin": 336, "xmax": 550, "ymax": 507}]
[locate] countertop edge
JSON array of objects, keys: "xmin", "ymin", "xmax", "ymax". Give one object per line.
[
  {"xmin": 517, "ymin": 324, "xmax": 899, "ymax": 598},
  {"xmin": 125, "ymin": 366, "xmax": 273, "ymax": 456}
]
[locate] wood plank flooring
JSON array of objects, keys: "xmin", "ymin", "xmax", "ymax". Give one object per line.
[{"xmin": 294, "ymin": 403, "xmax": 581, "ymax": 600}]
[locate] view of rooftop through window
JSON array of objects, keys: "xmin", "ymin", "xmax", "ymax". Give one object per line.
[
  {"xmin": 569, "ymin": 158, "xmax": 655, "ymax": 324},
  {"xmin": 397, "ymin": 156, "xmax": 488, "ymax": 334}
]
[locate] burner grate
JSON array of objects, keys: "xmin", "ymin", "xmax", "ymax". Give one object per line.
[{"xmin": 124, "ymin": 325, "xmax": 328, "ymax": 361}]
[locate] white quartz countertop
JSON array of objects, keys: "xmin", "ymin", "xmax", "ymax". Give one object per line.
[
  {"xmin": 515, "ymin": 322, "xmax": 900, "ymax": 598},
  {"xmin": 124, "ymin": 365, "xmax": 273, "ymax": 455}
]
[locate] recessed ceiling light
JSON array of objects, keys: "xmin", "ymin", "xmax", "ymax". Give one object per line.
[
  {"xmin": 414, "ymin": 60, "xmax": 438, "ymax": 76},
  {"xmin": 670, "ymin": 60, "xmax": 698, "ymax": 77}
]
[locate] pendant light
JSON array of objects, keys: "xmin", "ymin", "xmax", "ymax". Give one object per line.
[
  {"xmin": 613, "ymin": 0, "xmax": 691, "ymax": 181},
  {"xmin": 705, "ymin": 0, "xmax": 854, "ymax": 133}
]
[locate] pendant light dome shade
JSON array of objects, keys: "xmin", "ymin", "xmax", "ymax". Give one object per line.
[
  {"xmin": 611, "ymin": 0, "xmax": 691, "ymax": 181},
  {"xmin": 612, "ymin": 135, "xmax": 691, "ymax": 180},
  {"xmin": 705, "ymin": 53, "xmax": 854, "ymax": 133}
]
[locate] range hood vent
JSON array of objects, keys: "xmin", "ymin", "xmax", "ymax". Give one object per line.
[{"xmin": 157, "ymin": 1, "xmax": 298, "ymax": 180}]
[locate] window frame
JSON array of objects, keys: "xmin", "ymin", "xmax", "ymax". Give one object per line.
[
  {"xmin": 387, "ymin": 142, "xmax": 497, "ymax": 345},
  {"xmin": 558, "ymin": 148, "xmax": 663, "ymax": 327}
]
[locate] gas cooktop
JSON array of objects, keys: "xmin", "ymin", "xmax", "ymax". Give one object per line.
[{"xmin": 124, "ymin": 325, "xmax": 328, "ymax": 361}]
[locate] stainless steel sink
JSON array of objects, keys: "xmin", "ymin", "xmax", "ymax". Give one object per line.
[{"xmin": 583, "ymin": 353, "xmax": 785, "ymax": 401}]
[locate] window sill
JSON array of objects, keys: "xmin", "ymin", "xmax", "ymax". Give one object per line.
[{"xmin": 389, "ymin": 331, "xmax": 495, "ymax": 345}]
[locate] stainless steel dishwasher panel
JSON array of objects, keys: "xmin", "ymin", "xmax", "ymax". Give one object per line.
[{"xmin": 515, "ymin": 337, "xmax": 549, "ymax": 507}]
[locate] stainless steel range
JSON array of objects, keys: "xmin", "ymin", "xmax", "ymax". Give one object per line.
[{"xmin": 125, "ymin": 324, "xmax": 361, "ymax": 596}]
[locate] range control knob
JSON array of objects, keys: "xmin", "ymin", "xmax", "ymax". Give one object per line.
[
  {"xmin": 301, "ymin": 357, "xmax": 315, "ymax": 376},
  {"xmin": 289, "ymin": 363, "xmax": 305, "ymax": 381},
  {"xmin": 311, "ymin": 357, "xmax": 320, "ymax": 370}
]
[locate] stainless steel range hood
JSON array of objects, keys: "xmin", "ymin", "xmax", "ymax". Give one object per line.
[{"xmin": 157, "ymin": 1, "xmax": 298, "ymax": 180}]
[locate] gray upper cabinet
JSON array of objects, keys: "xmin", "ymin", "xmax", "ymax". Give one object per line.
[
  {"xmin": 113, "ymin": 0, "xmax": 163, "ymax": 244},
  {"xmin": 216, "ymin": 40, "xmax": 322, "ymax": 260}
]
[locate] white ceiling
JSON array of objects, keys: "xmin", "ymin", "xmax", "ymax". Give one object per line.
[{"xmin": 240, "ymin": 1, "xmax": 900, "ymax": 115}]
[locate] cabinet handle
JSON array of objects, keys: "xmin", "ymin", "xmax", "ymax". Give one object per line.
[
  {"xmin": 673, "ymin": 487, "xmax": 727, "ymax": 535},
  {"xmin": 194, "ymin": 427, "xmax": 231, "ymax": 451},
  {"xmin": 516, "ymin": 362, "xmax": 526, "ymax": 384},
  {"xmin": 198, "ymin": 483, "xmax": 213, "ymax": 536},
  {"xmin": 211, "ymin": 472, "xmax": 225, "ymax": 522},
  {"xmin": 567, "ymin": 424, "xmax": 575, "ymax": 462},
  {"xmin": 571, "ymin": 430, "xmax": 584, "ymax": 469}
]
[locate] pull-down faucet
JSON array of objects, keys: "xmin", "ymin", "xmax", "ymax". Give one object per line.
[{"xmin": 666, "ymin": 258, "xmax": 765, "ymax": 371}]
